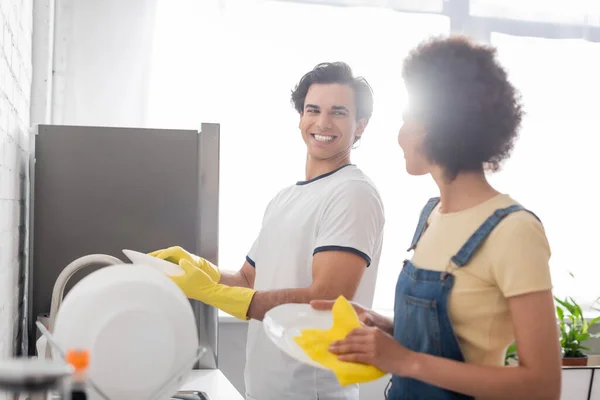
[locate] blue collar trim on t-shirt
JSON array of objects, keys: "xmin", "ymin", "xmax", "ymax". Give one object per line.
[{"xmin": 296, "ymin": 164, "xmax": 354, "ymax": 186}]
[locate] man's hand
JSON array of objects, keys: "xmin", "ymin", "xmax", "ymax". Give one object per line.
[
  {"xmin": 150, "ymin": 246, "xmax": 220, "ymax": 282},
  {"xmin": 170, "ymin": 259, "xmax": 256, "ymax": 321},
  {"xmin": 170, "ymin": 259, "xmax": 218, "ymax": 300}
]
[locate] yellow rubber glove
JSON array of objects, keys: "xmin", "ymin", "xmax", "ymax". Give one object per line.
[
  {"xmin": 293, "ymin": 296, "xmax": 386, "ymax": 386},
  {"xmin": 171, "ymin": 259, "xmax": 255, "ymax": 321},
  {"xmin": 149, "ymin": 246, "xmax": 220, "ymax": 282}
]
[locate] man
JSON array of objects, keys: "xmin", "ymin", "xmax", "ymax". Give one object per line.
[{"xmin": 151, "ymin": 62, "xmax": 385, "ymax": 400}]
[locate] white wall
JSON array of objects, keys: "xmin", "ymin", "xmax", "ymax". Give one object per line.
[
  {"xmin": 0, "ymin": 0, "xmax": 33, "ymax": 365},
  {"xmin": 51, "ymin": 0, "xmax": 156, "ymax": 127}
]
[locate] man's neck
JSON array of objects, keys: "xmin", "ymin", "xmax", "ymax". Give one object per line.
[{"xmin": 305, "ymin": 155, "xmax": 351, "ymax": 181}]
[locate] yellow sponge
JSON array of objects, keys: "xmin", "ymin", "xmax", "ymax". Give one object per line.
[{"xmin": 293, "ymin": 296, "xmax": 386, "ymax": 386}]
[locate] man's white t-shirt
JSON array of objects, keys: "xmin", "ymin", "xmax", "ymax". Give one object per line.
[{"xmin": 244, "ymin": 164, "xmax": 385, "ymax": 400}]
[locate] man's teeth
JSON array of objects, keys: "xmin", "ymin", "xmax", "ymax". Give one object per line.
[{"xmin": 314, "ymin": 134, "xmax": 334, "ymax": 142}]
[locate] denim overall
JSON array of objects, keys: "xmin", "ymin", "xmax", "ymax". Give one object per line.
[{"xmin": 386, "ymin": 197, "xmax": 535, "ymax": 400}]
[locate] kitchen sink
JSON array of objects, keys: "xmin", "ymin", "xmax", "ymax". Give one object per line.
[{"xmin": 169, "ymin": 390, "xmax": 210, "ymax": 400}]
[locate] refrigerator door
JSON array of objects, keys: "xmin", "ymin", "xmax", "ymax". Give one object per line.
[{"xmin": 29, "ymin": 123, "xmax": 220, "ymax": 368}]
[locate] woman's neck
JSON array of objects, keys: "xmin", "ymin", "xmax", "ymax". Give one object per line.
[{"xmin": 431, "ymin": 168, "xmax": 500, "ymax": 214}]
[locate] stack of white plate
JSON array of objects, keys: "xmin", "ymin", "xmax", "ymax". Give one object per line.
[{"xmin": 52, "ymin": 251, "xmax": 197, "ymax": 400}]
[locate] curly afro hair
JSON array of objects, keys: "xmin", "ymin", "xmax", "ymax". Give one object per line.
[
  {"xmin": 291, "ymin": 62, "xmax": 374, "ymax": 122},
  {"xmin": 402, "ymin": 35, "xmax": 524, "ymax": 181}
]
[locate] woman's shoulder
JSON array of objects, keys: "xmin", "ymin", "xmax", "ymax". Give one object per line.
[
  {"xmin": 486, "ymin": 196, "xmax": 549, "ymax": 258},
  {"xmin": 493, "ymin": 195, "xmax": 544, "ymax": 232}
]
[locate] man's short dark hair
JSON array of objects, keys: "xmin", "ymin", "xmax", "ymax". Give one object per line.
[
  {"xmin": 291, "ymin": 62, "xmax": 374, "ymax": 122},
  {"xmin": 402, "ymin": 35, "xmax": 524, "ymax": 180}
]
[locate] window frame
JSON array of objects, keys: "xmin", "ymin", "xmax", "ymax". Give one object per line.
[{"xmin": 281, "ymin": 0, "xmax": 600, "ymax": 42}]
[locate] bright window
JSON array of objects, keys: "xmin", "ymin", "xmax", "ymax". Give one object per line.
[
  {"xmin": 489, "ymin": 33, "xmax": 600, "ymax": 310},
  {"xmin": 148, "ymin": 0, "xmax": 600, "ymax": 313},
  {"xmin": 470, "ymin": 0, "xmax": 600, "ymax": 25}
]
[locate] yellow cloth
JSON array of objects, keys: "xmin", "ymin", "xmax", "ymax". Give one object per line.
[
  {"xmin": 170, "ymin": 259, "xmax": 255, "ymax": 321},
  {"xmin": 149, "ymin": 246, "xmax": 221, "ymax": 282},
  {"xmin": 411, "ymin": 194, "xmax": 552, "ymax": 366},
  {"xmin": 293, "ymin": 296, "xmax": 385, "ymax": 386}
]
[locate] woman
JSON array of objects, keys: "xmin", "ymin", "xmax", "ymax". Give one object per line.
[{"xmin": 312, "ymin": 36, "xmax": 561, "ymax": 399}]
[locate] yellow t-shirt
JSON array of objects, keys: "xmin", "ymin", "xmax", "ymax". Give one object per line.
[{"xmin": 410, "ymin": 194, "xmax": 552, "ymax": 366}]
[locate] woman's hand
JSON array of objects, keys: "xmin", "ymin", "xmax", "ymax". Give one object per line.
[
  {"xmin": 310, "ymin": 300, "xmax": 394, "ymax": 334},
  {"xmin": 329, "ymin": 326, "xmax": 413, "ymax": 375}
]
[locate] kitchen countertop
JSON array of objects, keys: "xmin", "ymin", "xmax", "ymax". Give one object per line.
[{"xmin": 179, "ymin": 369, "xmax": 243, "ymax": 399}]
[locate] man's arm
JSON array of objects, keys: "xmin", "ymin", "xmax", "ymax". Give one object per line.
[
  {"xmin": 247, "ymin": 250, "xmax": 367, "ymax": 320},
  {"xmin": 219, "ymin": 260, "xmax": 256, "ymax": 288},
  {"xmin": 245, "ymin": 179, "xmax": 382, "ymax": 320}
]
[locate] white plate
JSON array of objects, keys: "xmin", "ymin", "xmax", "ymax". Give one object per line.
[
  {"xmin": 52, "ymin": 264, "xmax": 199, "ymax": 400},
  {"xmin": 263, "ymin": 303, "xmax": 334, "ymax": 369},
  {"xmin": 122, "ymin": 249, "xmax": 184, "ymax": 277}
]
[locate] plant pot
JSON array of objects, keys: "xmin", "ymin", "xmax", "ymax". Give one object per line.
[{"xmin": 562, "ymin": 356, "xmax": 588, "ymax": 366}]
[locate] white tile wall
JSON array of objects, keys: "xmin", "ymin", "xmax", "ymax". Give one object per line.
[{"xmin": 0, "ymin": 0, "xmax": 33, "ymax": 370}]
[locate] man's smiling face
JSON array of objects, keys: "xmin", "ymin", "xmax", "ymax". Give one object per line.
[{"xmin": 299, "ymin": 83, "xmax": 365, "ymax": 161}]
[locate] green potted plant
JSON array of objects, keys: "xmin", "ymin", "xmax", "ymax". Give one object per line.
[
  {"xmin": 555, "ymin": 296, "xmax": 600, "ymax": 366},
  {"xmin": 504, "ymin": 342, "xmax": 518, "ymax": 366}
]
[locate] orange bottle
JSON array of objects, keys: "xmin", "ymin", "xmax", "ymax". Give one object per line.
[{"xmin": 66, "ymin": 349, "xmax": 89, "ymax": 400}]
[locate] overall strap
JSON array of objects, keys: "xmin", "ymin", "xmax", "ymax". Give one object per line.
[
  {"xmin": 407, "ymin": 197, "xmax": 440, "ymax": 251},
  {"xmin": 451, "ymin": 205, "xmax": 540, "ymax": 267}
]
